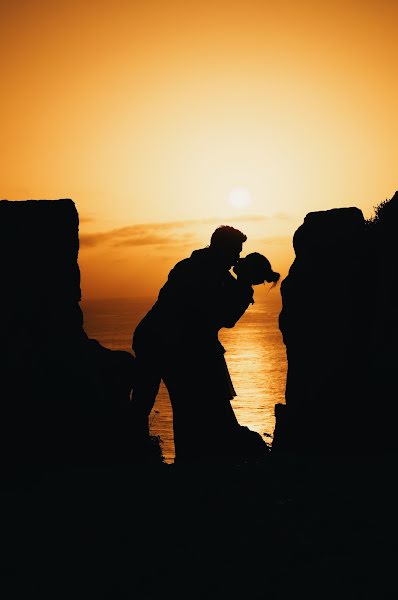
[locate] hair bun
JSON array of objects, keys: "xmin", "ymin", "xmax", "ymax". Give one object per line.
[
  {"xmin": 271, "ymin": 271, "xmax": 280, "ymax": 284},
  {"xmin": 235, "ymin": 252, "xmax": 279, "ymax": 285}
]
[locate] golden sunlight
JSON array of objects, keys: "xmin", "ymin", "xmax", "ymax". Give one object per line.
[
  {"xmin": 228, "ymin": 187, "xmax": 252, "ymax": 209},
  {"xmin": 1, "ymin": 0, "xmax": 398, "ymax": 298}
]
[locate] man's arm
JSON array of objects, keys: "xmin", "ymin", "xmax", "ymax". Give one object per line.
[
  {"xmin": 162, "ymin": 258, "xmax": 253, "ymax": 329},
  {"xmin": 219, "ymin": 275, "xmax": 254, "ymax": 328}
]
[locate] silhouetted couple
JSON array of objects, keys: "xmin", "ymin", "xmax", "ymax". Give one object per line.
[{"xmin": 132, "ymin": 226, "xmax": 279, "ymax": 464}]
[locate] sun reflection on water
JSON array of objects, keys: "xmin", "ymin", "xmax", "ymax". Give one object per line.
[
  {"xmin": 151, "ymin": 295, "xmax": 287, "ymax": 462},
  {"xmin": 82, "ymin": 295, "xmax": 287, "ymax": 464}
]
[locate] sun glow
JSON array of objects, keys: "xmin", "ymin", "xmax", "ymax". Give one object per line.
[
  {"xmin": 228, "ymin": 187, "xmax": 252, "ymax": 209},
  {"xmin": 2, "ymin": 1, "xmax": 397, "ymax": 298}
]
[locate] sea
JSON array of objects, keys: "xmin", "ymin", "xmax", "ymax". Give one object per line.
[{"xmin": 81, "ymin": 289, "xmax": 287, "ymax": 463}]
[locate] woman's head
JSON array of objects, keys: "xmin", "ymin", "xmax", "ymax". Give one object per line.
[{"xmin": 233, "ymin": 252, "xmax": 280, "ymax": 285}]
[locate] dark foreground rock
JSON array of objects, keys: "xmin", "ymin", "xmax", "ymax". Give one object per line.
[
  {"xmin": 1, "ymin": 197, "xmax": 398, "ymax": 597},
  {"xmin": 0, "ymin": 199, "xmax": 162, "ymax": 469},
  {"xmin": 1, "ymin": 454, "xmax": 398, "ymax": 599},
  {"xmin": 274, "ymin": 192, "xmax": 398, "ymax": 454}
]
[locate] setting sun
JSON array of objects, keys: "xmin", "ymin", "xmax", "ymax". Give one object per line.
[{"xmin": 228, "ymin": 187, "xmax": 252, "ymax": 209}]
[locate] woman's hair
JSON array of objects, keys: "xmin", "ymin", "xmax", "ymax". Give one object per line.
[{"xmin": 233, "ymin": 252, "xmax": 280, "ymax": 285}]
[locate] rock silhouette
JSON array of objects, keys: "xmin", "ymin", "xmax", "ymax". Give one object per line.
[
  {"xmin": 4, "ymin": 194, "xmax": 396, "ymax": 466},
  {"xmin": 273, "ymin": 192, "xmax": 398, "ymax": 454},
  {"xmin": 2, "ymin": 199, "xmax": 398, "ymax": 599},
  {"xmin": 0, "ymin": 199, "xmax": 162, "ymax": 470}
]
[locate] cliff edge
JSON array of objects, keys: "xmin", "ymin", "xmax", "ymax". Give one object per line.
[
  {"xmin": 0, "ymin": 199, "xmax": 162, "ymax": 468},
  {"xmin": 273, "ymin": 192, "xmax": 398, "ymax": 453}
]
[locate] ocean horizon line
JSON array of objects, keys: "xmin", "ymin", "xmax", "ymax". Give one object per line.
[{"xmin": 80, "ymin": 289, "xmax": 283, "ymax": 304}]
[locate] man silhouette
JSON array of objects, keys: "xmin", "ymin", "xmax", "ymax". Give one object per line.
[{"xmin": 131, "ymin": 225, "xmax": 256, "ymax": 462}]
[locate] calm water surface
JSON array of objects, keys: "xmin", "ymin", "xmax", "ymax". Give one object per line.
[{"xmin": 81, "ymin": 290, "xmax": 287, "ymax": 463}]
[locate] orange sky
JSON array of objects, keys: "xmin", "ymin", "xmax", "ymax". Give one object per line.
[{"xmin": 1, "ymin": 0, "xmax": 397, "ymax": 298}]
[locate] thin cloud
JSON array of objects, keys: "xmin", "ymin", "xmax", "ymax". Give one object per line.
[
  {"xmin": 256, "ymin": 236, "xmax": 292, "ymax": 246},
  {"xmin": 79, "ymin": 232, "xmax": 110, "ymax": 247},
  {"xmin": 79, "ymin": 214, "xmax": 279, "ymax": 249},
  {"xmin": 196, "ymin": 214, "xmax": 272, "ymax": 225},
  {"xmin": 79, "ymin": 214, "xmax": 96, "ymax": 224},
  {"xmin": 80, "ymin": 224, "xmax": 196, "ymax": 249},
  {"xmin": 113, "ymin": 232, "xmax": 195, "ymax": 248},
  {"xmin": 272, "ymin": 212, "xmax": 294, "ymax": 221}
]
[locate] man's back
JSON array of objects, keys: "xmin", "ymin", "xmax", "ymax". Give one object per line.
[{"xmin": 138, "ymin": 248, "xmax": 230, "ymax": 354}]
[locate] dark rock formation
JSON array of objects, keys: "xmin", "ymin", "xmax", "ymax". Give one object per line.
[
  {"xmin": 0, "ymin": 199, "xmax": 162, "ymax": 469},
  {"xmin": 273, "ymin": 192, "xmax": 398, "ymax": 454}
]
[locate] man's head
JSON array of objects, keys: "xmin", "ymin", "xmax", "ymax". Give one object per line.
[{"xmin": 209, "ymin": 225, "xmax": 247, "ymax": 268}]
